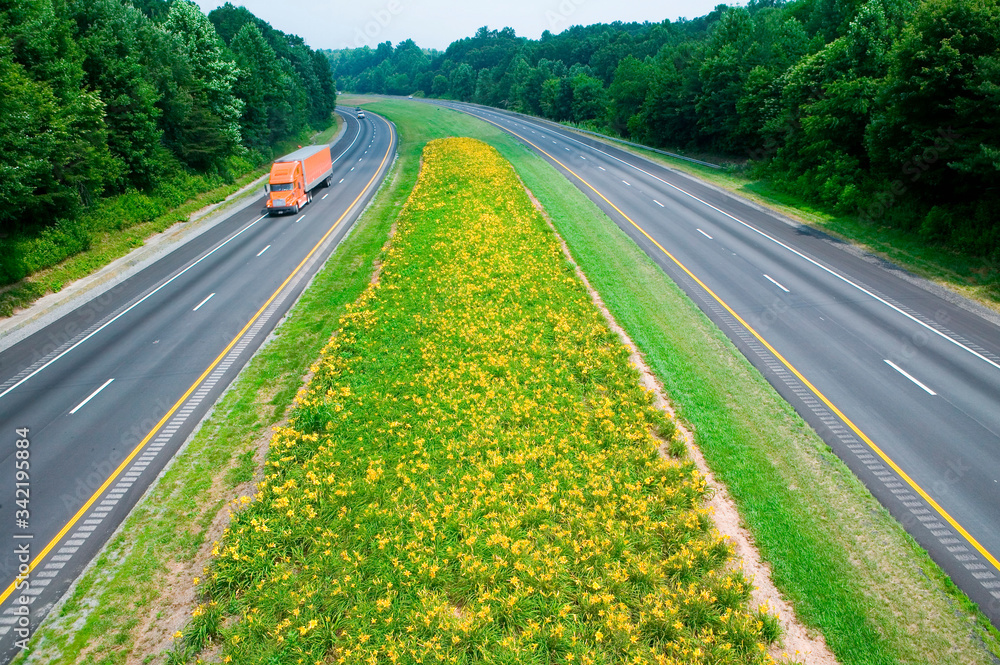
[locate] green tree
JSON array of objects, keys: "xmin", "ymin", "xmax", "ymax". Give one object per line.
[
  {"xmin": 387, "ymin": 72, "xmax": 411, "ymax": 95},
  {"xmin": 0, "ymin": 0, "xmax": 114, "ymax": 228},
  {"xmin": 762, "ymin": 0, "xmax": 913, "ymax": 211},
  {"xmin": 0, "ymin": 39, "xmax": 61, "ymax": 234},
  {"xmin": 570, "ymin": 73, "xmax": 606, "ymax": 122},
  {"xmin": 540, "ymin": 76, "xmax": 573, "ymax": 121},
  {"xmin": 696, "ymin": 7, "xmax": 754, "ymax": 150},
  {"xmin": 68, "ymin": 0, "xmax": 166, "ymax": 191},
  {"xmin": 606, "ymin": 55, "xmax": 652, "ymax": 134},
  {"xmin": 867, "ymin": 0, "xmax": 1000, "ymax": 250},
  {"xmin": 515, "ymin": 64, "xmax": 549, "ymax": 115},
  {"xmin": 164, "ymin": 0, "xmax": 243, "ymax": 159},
  {"xmin": 630, "ymin": 44, "xmax": 701, "ymax": 148},
  {"xmin": 230, "ymin": 23, "xmax": 285, "ymax": 153},
  {"xmin": 431, "ymin": 74, "xmax": 449, "ymax": 96},
  {"xmin": 450, "ymin": 63, "xmax": 474, "ymax": 101}
]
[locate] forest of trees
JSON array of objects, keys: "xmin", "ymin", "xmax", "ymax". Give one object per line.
[
  {"xmin": 0, "ymin": 0, "xmax": 335, "ymax": 284},
  {"xmin": 327, "ymin": 0, "xmax": 1000, "ymax": 258}
]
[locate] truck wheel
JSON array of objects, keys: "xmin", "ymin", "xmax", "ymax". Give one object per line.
[
  {"xmin": 292, "ymin": 204, "xmax": 299, "ymax": 214},
  {"xmin": 308, "ymin": 191, "xmax": 313, "ymax": 204},
  {"xmin": 325, "ymin": 176, "xmax": 332, "ymax": 187}
]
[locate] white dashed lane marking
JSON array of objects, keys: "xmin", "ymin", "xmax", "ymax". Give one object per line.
[
  {"xmin": 69, "ymin": 378, "xmax": 114, "ymax": 415},
  {"xmin": 884, "ymin": 360, "xmax": 937, "ymax": 396},
  {"xmin": 763, "ymin": 274, "xmax": 790, "ymax": 293},
  {"xmin": 192, "ymin": 293, "xmax": 215, "ymax": 311}
]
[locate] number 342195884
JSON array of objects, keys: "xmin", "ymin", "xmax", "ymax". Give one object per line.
[{"xmin": 15, "ymin": 428, "xmax": 30, "ymax": 527}]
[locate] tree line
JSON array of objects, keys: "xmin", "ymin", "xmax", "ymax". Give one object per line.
[
  {"xmin": 0, "ymin": 0, "xmax": 335, "ymax": 244},
  {"xmin": 327, "ymin": 0, "xmax": 999, "ymax": 258}
]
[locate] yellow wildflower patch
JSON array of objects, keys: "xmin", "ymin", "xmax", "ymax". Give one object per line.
[{"xmin": 187, "ymin": 138, "xmax": 779, "ymax": 663}]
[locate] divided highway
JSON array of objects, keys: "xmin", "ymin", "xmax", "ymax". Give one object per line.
[
  {"xmin": 436, "ymin": 101, "xmax": 1000, "ymax": 626},
  {"xmin": 0, "ymin": 108, "xmax": 395, "ymax": 658}
]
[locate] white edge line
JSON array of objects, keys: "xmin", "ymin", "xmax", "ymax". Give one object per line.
[
  {"xmin": 471, "ymin": 109, "xmax": 1000, "ymax": 374},
  {"xmin": 697, "ymin": 228, "xmax": 713, "ymax": 239},
  {"xmin": 70, "ymin": 378, "xmax": 114, "ymax": 415},
  {"xmin": 0, "ymin": 215, "xmax": 268, "ymax": 401},
  {"xmin": 192, "ymin": 293, "xmax": 215, "ymax": 311},
  {"xmin": 884, "ymin": 359, "xmax": 937, "ymax": 395},
  {"xmin": 330, "ymin": 112, "xmax": 362, "ymax": 165},
  {"xmin": 763, "ymin": 274, "xmax": 791, "ymax": 293},
  {"xmin": 256, "ymin": 245, "xmax": 271, "ymax": 257}
]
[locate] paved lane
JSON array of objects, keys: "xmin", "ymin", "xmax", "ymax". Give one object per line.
[{"xmin": 0, "ymin": 108, "xmax": 395, "ymax": 657}]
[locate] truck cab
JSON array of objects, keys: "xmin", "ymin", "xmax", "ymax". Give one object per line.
[
  {"xmin": 264, "ymin": 144, "xmax": 334, "ymax": 216},
  {"xmin": 266, "ymin": 161, "xmax": 305, "ymax": 215}
]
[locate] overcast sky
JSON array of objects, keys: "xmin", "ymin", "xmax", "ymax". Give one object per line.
[{"xmin": 194, "ymin": 0, "xmax": 729, "ymax": 51}]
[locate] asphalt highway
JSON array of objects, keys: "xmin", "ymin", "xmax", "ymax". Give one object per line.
[
  {"xmin": 0, "ymin": 108, "xmax": 395, "ymax": 658},
  {"xmin": 436, "ymin": 101, "xmax": 1000, "ymax": 626}
]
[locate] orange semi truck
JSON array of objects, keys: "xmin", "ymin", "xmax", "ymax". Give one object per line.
[{"xmin": 264, "ymin": 144, "xmax": 334, "ymax": 215}]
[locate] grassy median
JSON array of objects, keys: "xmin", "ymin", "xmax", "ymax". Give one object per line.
[{"xmin": 176, "ymin": 137, "xmax": 782, "ymax": 664}]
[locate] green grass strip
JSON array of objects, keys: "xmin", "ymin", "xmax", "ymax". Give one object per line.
[{"xmin": 184, "ymin": 137, "xmax": 779, "ymax": 665}]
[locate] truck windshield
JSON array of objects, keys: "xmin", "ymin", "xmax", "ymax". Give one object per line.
[{"xmin": 271, "ymin": 183, "xmax": 293, "ymax": 191}]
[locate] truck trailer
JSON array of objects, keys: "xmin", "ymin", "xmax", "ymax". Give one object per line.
[{"xmin": 265, "ymin": 144, "xmax": 334, "ymax": 215}]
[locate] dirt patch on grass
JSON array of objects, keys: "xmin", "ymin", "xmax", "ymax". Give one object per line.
[
  {"xmin": 370, "ymin": 220, "xmax": 399, "ymax": 285},
  {"xmin": 124, "ymin": 409, "xmax": 277, "ymax": 663},
  {"xmin": 525, "ymin": 185, "xmax": 837, "ymax": 665}
]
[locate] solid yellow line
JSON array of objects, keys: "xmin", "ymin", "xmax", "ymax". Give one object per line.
[
  {"xmin": 0, "ymin": 123, "xmax": 395, "ymax": 605},
  {"xmin": 471, "ymin": 111, "xmax": 1000, "ymax": 574}
]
